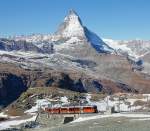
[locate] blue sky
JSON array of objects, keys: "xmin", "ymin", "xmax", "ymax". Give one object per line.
[{"xmin": 0, "ymin": 0, "xmax": 150, "ymax": 40}]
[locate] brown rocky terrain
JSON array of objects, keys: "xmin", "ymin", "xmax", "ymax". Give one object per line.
[{"xmin": 0, "ymin": 57, "xmax": 150, "ymax": 107}]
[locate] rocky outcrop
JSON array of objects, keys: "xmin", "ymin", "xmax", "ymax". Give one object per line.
[
  {"xmin": 0, "ymin": 38, "xmax": 54, "ymax": 54},
  {"xmin": 0, "ymin": 73, "xmax": 28, "ymax": 106}
]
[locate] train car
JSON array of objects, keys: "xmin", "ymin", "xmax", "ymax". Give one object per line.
[
  {"xmin": 45, "ymin": 107, "xmax": 60, "ymax": 114},
  {"xmin": 69, "ymin": 107, "xmax": 81, "ymax": 114},
  {"xmin": 52, "ymin": 108, "xmax": 60, "ymax": 114},
  {"xmin": 60, "ymin": 107, "xmax": 69, "ymax": 114},
  {"xmin": 45, "ymin": 105, "xmax": 97, "ymax": 114},
  {"xmin": 83, "ymin": 106, "xmax": 97, "ymax": 113}
]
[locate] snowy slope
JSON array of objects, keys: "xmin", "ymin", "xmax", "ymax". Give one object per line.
[
  {"xmin": 103, "ymin": 39, "xmax": 136, "ymax": 56},
  {"xmin": 103, "ymin": 38, "xmax": 150, "ymax": 59}
]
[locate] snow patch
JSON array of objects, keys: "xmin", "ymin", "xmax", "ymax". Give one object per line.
[
  {"xmin": 0, "ymin": 112, "xmax": 8, "ymax": 118},
  {"xmin": 87, "ymin": 94, "xmax": 149, "ymax": 112},
  {"xmin": 0, "ymin": 115, "xmax": 37, "ymax": 130},
  {"xmin": 60, "ymin": 96, "xmax": 69, "ymax": 104},
  {"xmin": 25, "ymin": 99, "xmax": 51, "ymax": 114},
  {"xmin": 54, "ymin": 37, "xmax": 82, "ymax": 51}
]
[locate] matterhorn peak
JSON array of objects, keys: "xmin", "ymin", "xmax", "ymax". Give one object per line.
[
  {"xmin": 68, "ymin": 9, "xmax": 78, "ymax": 16},
  {"xmin": 55, "ymin": 9, "xmax": 85, "ymax": 38},
  {"xmin": 15, "ymin": 10, "xmax": 113, "ymax": 53},
  {"xmin": 55, "ymin": 10, "xmax": 113, "ymax": 53}
]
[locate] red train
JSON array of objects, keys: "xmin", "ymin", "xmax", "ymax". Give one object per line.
[{"xmin": 45, "ymin": 105, "xmax": 98, "ymax": 114}]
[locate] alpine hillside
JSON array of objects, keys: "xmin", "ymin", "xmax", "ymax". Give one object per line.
[{"xmin": 0, "ymin": 10, "xmax": 150, "ymax": 107}]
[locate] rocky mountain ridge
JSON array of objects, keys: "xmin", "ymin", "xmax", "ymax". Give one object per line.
[{"xmin": 0, "ymin": 10, "xmax": 150, "ymax": 107}]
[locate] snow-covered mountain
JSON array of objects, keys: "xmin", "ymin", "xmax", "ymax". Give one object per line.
[
  {"xmin": 0, "ymin": 9, "xmax": 150, "ymax": 105},
  {"xmin": 12, "ymin": 10, "xmax": 113, "ymax": 54},
  {"xmin": 103, "ymin": 38, "xmax": 150, "ymax": 72},
  {"xmin": 103, "ymin": 39, "xmax": 150, "ymax": 59},
  {"xmin": 0, "ymin": 10, "xmax": 149, "ymax": 72},
  {"xmin": 4, "ymin": 10, "xmax": 148, "ymax": 61},
  {"xmin": 11, "ymin": 10, "xmax": 150, "ymax": 61}
]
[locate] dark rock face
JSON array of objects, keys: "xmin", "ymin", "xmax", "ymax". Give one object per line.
[
  {"xmin": 84, "ymin": 27, "xmax": 113, "ymax": 53},
  {"xmin": 34, "ymin": 73, "xmax": 99, "ymax": 93},
  {"xmin": 41, "ymin": 42, "xmax": 54, "ymax": 54},
  {"xmin": 117, "ymin": 82, "xmax": 138, "ymax": 93},
  {"xmin": 0, "ymin": 73, "xmax": 28, "ymax": 106},
  {"xmin": 57, "ymin": 74, "xmax": 86, "ymax": 92}
]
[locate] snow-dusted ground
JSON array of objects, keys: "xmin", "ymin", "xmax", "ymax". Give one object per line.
[
  {"xmin": 25, "ymin": 99, "xmax": 51, "ymax": 114},
  {"xmin": 0, "ymin": 112, "xmax": 8, "ymax": 118},
  {"xmin": 0, "ymin": 112, "xmax": 20, "ymax": 119},
  {"xmin": 25, "ymin": 97, "xmax": 69, "ymax": 114},
  {"xmin": 0, "ymin": 115, "xmax": 37, "ymax": 130},
  {"xmin": 0, "ymin": 50, "xmax": 47, "ymax": 58},
  {"xmin": 87, "ymin": 94, "xmax": 150, "ymax": 112},
  {"xmin": 1, "ymin": 94, "xmax": 150, "ymax": 130},
  {"xmin": 25, "ymin": 94, "xmax": 150, "ymax": 115}
]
